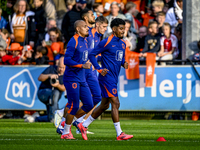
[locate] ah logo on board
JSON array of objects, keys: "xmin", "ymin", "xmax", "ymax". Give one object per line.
[{"xmin": 5, "ymin": 69, "xmax": 37, "ymax": 107}]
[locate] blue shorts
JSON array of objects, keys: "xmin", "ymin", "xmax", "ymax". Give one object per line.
[
  {"xmin": 64, "ymin": 81, "xmax": 94, "ymax": 115},
  {"xmin": 86, "ymin": 70, "xmax": 101, "ymax": 105},
  {"xmin": 99, "ymin": 80, "xmax": 118, "ymax": 98}
]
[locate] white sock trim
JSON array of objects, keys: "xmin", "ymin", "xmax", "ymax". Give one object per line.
[
  {"xmin": 82, "ymin": 115, "xmax": 95, "ymax": 128},
  {"xmin": 62, "ymin": 124, "xmax": 71, "ymax": 135},
  {"xmin": 114, "ymin": 122, "xmax": 122, "ymax": 137},
  {"xmin": 76, "ymin": 114, "xmax": 86, "ymax": 123}
]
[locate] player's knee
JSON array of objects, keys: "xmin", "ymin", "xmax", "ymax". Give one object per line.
[
  {"xmin": 105, "ymin": 102, "xmax": 110, "ymax": 109},
  {"xmin": 87, "ymin": 102, "xmax": 94, "ymax": 111},
  {"xmin": 113, "ymin": 101, "xmax": 120, "ymax": 109},
  {"xmin": 93, "ymin": 95, "xmax": 101, "ymax": 105},
  {"xmin": 83, "ymin": 102, "xmax": 94, "ymax": 113},
  {"xmin": 101, "ymin": 102, "xmax": 110, "ymax": 111},
  {"xmin": 69, "ymin": 106, "xmax": 79, "ymax": 115}
]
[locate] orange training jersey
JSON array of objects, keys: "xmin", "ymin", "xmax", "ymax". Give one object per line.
[{"xmin": 12, "ymin": 14, "xmax": 26, "ymax": 43}]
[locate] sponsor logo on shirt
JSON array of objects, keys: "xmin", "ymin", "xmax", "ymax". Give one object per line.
[
  {"xmin": 116, "ymin": 50, "xmax": 123, "ymax": 61},
  {"xmin": 82, "ymin": 50, "xmax": 88, "ymax": 61}
]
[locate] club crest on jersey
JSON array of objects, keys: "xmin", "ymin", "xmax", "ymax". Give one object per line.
[
  {"xmin": 72, "ymin": 83, "xmax": 77, "ymax": 89},
  {"xmin": 116, "ymin": 50, "xmax": 123, "ymax": 61},
  {"xmin": 82, "ymin": 50, "xmax": 88, "ymax": 61},
  {"xmin": 112, "ymin": 88, "xmax": 117, "ymax": 94},
  {"xmin": 122, "ymin": 43, "xmax": 125, "ymax": 49}
]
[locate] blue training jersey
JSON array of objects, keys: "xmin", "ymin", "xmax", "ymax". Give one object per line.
[
  {"xmin": 64, "ymin": 34, "xmax": 90, "ymax": 82},
  {"xmin": 89, "ymin": 34, "xmax": 126, "ymax": 84},
  {"xmin": 87, "ymin": 27, "xmax": 102, "ymax": 49},
  {"xmin": 86, "ymin": 27, "xmax": 102, "ymax": 74}
]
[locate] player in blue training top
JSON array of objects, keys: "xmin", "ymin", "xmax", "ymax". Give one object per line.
[
  {"xmin": 55, "ymin": 16, "xmax": 109, "ymax": 136},
  {"xmin": 78, "ymin": 18, "xmax": 133, "ymax": 141},
  {"xmin": 61, "ymin": 20, "xmax": 94, "ymax": 140},
  {"xmin": 71, "ymin": 10, "xmax": 109, "ymax": 132}
]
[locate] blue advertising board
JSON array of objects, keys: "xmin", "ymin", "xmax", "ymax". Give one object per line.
[{"xmin": 0, "ymin": 65, "xmax": 200, "ymax": 111}]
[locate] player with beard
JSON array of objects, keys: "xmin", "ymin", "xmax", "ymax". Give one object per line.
[
  {"xmin": 72, "ymin": 12, "xmax": 109, "ymax": 132},
  {"xmin": 55, "ymin": 16, "xmax": 109, "ymax": 136},
  {"xmin": 77, "ymin": 18, "xmax": 133, "ymax": 140},
  {"xmin": 61, "ymin": 20, "xmax": 93, "ymax": 140}
]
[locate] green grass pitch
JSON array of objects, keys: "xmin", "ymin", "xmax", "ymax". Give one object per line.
[{"xmin": 0, "ymin": 119, "xmax": 200, "ymax": 150}]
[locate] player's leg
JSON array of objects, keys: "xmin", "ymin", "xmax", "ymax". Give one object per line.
[
  {"xmin": 109, "ymin": 96, "xmax": 133, "ymax": 140},
  {"xmin": 75, "ymin": 82, "xmax": 94, "ymax": 117},
  {"xmin": 74, "ymin": 71, "xmax": 101, "ymax": 124},
  {"xmin": 82, "ymin": 97, "xmax": 110, "ymax": 128},
  {"xmin": 57, "ymin": 102, "xmax": 83, "ymax": 134},
  {"xmin": 61, "ymin": 81, "xmax": 80, "ymax": 139},
  {"xmin": 81, "ymin": 80, "xmax": 112, "ymax": 128},
  {"xmin": 109, "ymin": 97, "xmax": 120, "ymax": 123},
  {"xmin": 76, "ymin": 82, "xmax": 94, "ymax": 140},
  {"xmin": 87, "ymin": 70, "xmax": 102, "ymax": 106}
]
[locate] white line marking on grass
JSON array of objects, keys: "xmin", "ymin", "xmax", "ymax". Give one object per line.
[
  {"xmin": 0, "ymin": 139, "xmax": 199, "ymax": 143},
  {"xmin": 134, "ymin": 123, "xmax": 200, "ymax": 126}
]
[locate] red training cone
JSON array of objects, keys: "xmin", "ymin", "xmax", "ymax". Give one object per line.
[{"xmin": 156, "ymin": 137, "xmax": 166, "ymax": 142}]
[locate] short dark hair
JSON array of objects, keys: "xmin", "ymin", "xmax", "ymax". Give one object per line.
[
  {"xmin": 124, "ymin": 19, "xmax": 131, "ymax": 25},
  {"xmin": 95, "ymin": 16, "xmax": 108, "ymax": 24},
  {"xmin": 93, "ymin": 3, "xmax": 102, "ymax": 10},
  {"xmin": 80, "ymin": 8, "xmax": 90, "ymax": 20},
  {"xmin": 36, "ymin": 46, "xmax": 47, "ymax": 55},
  {"xmin": 48, "ymin": 27, "xmax": 62, "ymax": 42},
  {"xmin": 176, "ymin": 0, "xmax": 183, "ymax": 3},
  {"xmin": 110, "ymin": 18, "xmax": 125, "ymax": 28},
  {"xmin": 148, "ymin": 21, "xmax": 158, "ymax": 29}
]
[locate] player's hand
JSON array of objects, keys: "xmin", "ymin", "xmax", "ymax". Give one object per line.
[
  {"xmin": 100, "ymin": 68, "xmax": 109, "ymax": 76},
  {"xmin": 124, "ymin": 61, "xmax": 128, "ymax": 69},
  {"xmin": 82, "ymin": 61, "xmax": 92, "ymax": 69}
]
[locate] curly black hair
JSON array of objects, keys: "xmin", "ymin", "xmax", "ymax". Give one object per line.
[{"xmin": 110, "ymin": 18, "xmax": 125, "ymax": 28}]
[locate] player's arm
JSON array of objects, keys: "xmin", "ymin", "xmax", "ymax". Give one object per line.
[
  {"xmin": 89, "ymin": 40, "xmax": 109, "ymax": 74},
  {"xmin": 89, "ymin": 40, "xmax": 106, "ymax": 70},
  {"xmin": 122, "ymin": 57, "xmax": 128, "ymax": 69},
  {"xmin": 64, "ymin": 39, "xmax": 83, "ymax": 68},
  {"xmin": 121, "ymin": 42, "xmax": 128, "ymax": 69}
]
